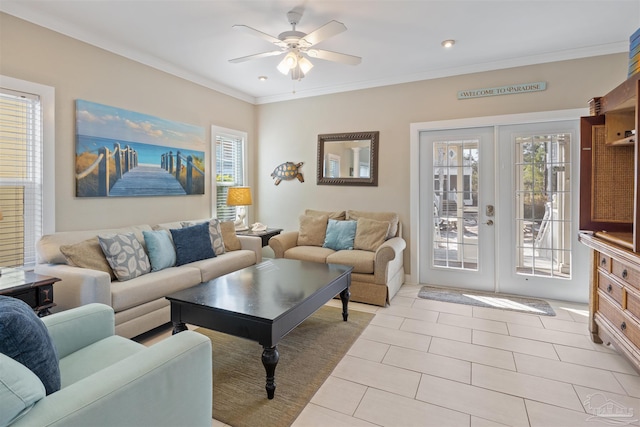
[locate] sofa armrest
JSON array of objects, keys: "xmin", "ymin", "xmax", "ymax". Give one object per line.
[
  {"xmin": 268, "ymin": 231, "xmax": 299, "ymax": 258},
  {"xmin": 238, "ymin": 235, "xmax": 262, "ymax": 264},
  {"xmin": 373, "ymin": 237, "xmax": 407, "ymax": 284},
  {"xmin": 34, "ymin": 264, "xmax": 111, "ymax": 313},
  {"xmin": 13, "ymin": 331, "xmax": 213, "ymax": 427},
  {"xmin": 42, "ymin": 303, "xmax": 114, "ymax": 359}
]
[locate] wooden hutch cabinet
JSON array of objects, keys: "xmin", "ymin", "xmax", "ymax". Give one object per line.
[{"xmin": 579, "ymin": 72, "xmax": 640, "ymax": 372}]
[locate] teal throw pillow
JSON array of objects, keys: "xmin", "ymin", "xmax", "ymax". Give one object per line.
[
  {"xmin": 170, "ymin": 222, "xmax": 215, "ymax": 266},
  {"xmin": 0, "ymin": 353, "xmax": 46, "ymax": 426},
  {"xmin": 143, "ymin": 230, "xmax": 176, "ymax": 272},
  {"xmin": 323, "ymin": 219, "xmax": 357, "ymax": 251}
]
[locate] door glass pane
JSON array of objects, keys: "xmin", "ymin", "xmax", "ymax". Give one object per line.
[
  {"xmin": 433, "ymin": 140, "xmax": 479, "ymax": 270},
  {"xmin": 514, "ymin": 133, "xmax": 571, "ymax": 278}
]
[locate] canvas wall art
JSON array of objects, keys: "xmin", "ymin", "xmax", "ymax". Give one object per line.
[{"xmin": 75, "ymin": 100, "xmax": 206, "ymax": 197}]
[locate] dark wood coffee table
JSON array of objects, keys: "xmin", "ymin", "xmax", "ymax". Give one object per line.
[{"xmin": 166, "ymin": 258, "xmax": 352, "ymax": 399}]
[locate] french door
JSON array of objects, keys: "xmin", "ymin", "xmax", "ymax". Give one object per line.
[{"xmin": 417, "ymin": 119, "xmax": 589, "ymax": 301}]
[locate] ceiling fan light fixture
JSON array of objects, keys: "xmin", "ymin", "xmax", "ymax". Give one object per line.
[
  {"xmin": 277, "ymin": 51, "xmax": 298, "ymax": 74},
  {"xmin": 298, "ymin": 56, "xmax": 314, "ymax": 74}
]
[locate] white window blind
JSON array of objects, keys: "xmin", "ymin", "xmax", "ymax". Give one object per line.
[
  {"xmin": 215, "ymin": 133, "xmax": 245, "ymax": 221},
  {"xmin": 0, "ymin": 88, "xmax": 43, "ymax": 268}
]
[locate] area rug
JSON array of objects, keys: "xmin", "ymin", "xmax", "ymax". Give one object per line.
[
  {"xmin": 195, "ymin": 305, "xmax": 374, "ymax": 427},
  {"xmin": 418, "ymin": 285, "xmax": 556, "ymax": 316}
]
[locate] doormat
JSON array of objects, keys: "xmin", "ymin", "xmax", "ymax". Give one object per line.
[{"xmin": 418, "ymin": 286, "xmax": 556, "ymax": 316}]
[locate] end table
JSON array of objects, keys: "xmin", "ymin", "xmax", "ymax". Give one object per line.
[
  {"xmin": 236, "ymin": 228, "xmax": 283, "ymax": 247},
  {"xmin": 0, "ymin": 268, "xmax": 60, "ymax": 317}
]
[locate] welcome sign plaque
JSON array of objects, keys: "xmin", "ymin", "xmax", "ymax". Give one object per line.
[{"xmin": 458, "ymin": 82, "xmax": 546, "ymax": 99}]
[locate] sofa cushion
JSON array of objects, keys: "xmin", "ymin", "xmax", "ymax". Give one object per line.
[
  {"xmin": 0, "ymin": 296, "xmax": 60, "ymax": 395},
  {"xmin": 143, "ymin": 230, "xmax": 176, "ymax": 272},
  {"xmin": 170, "ymin": 222, "xmax": 215, "ymax": 266},
  {"xmin": 284, "ymin": 246, "xmax": 335, "ymax": 263},
  {"xmin": 323, "ymin": 219, "xmax": 357, "ymax": 251},
  {"xmin": 326, "ymin": 250, "xmax": 376, "ymax": 274},
  {"xmin": 354, "ymin": 217, "xmax": 390, "ymax": 252},
  {"xmin": 98, "ymin": 232, "xmax": 151, "ymax": 281},
  {"xmin": 346, "ymin": 210, "xmax": 399, "ymax": 239},
  {"xmin": 305, "ymin": 209, "xmax": 346, "ymax": 221},
  {"xmin": 0, "ymin": 354, "xmax": 46, "ymax": 427},
  {"xmin": 60, "ymin": 237, "xmax": 116, "ymax": 280},
  {"xmin": 220, "ymin": 221, "xmax": 241, "ymax": 251},
  {"xmin": 297, "ymin": 214, "xmax": 329, "ymax": 247},
  {"xmin": 189, "ymin": 250, "xmax": 257, "ymax": 282}
]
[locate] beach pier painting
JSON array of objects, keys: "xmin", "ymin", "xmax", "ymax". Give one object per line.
[{"xmin": 75, "ymin": 100, "xmax": 205, "ymax": 197}]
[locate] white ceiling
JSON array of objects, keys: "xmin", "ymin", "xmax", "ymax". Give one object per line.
[{"xmin": 2, "ymin": 1, "xmax": 639, "ymax": 104}]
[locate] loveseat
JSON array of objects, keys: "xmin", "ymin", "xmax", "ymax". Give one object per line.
[
  {"xmin": 35, "ymin": 219, "xmax": 262, "ymax": 338},
  {"xmin": 269, "ymin": 210, "xmax": 406, "ymax": 306}
]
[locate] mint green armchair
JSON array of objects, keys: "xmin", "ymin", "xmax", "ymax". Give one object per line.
[{"xmin": 3, "ymin": 303, "xmax": 212, "ymax": 427}]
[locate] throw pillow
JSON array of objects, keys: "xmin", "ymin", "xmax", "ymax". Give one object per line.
[
  {"xmin": 0, "ymin": 354, "xmax": 46, "ymax": 426},
  {"xmin": 323, "ymin": 219, "xmax": 357, "ymax": 251},
  {"xmin": 60, "ymin": 237, "xmax": 116, "ymax": 281},
  {"xmin": 305, "ymin": 209, "xmax": 346, "ymax": 221},
  {"xmin": 209, "ymin": 218, "xmax": 226, "ymax": 255},
  {"xmin": 346, "ymin": 210, "xmax": 399, "ymax": 239},
  {"xmin": 0, "ymin": 296, "xmax": 60, "ymax": 395},
  {"xmin": 354, "ymin": 217, "xmax": 390, "ymax": 252},
  {"xmin": 98, "ymin": 232, "xmax": 151, "ymax": 281},
  {"xmin": 170, "ymin": 222, "xmax": 216, "ymax": 265},
  {"xmin": 297, "ymin": 214, "xmax": 329, "ymax": 247},
  {"xmin": 142, "ymin": 230, "xmax": 176, "ymax": 272},
  {"xmin": 220, "ymin": 221, "xmax": 241, "ymax": 251}
]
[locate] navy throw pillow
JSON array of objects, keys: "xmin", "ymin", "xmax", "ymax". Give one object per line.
[
  {"xmin": 0, "ymin": 296, "xmax": 61, "ymax": 395},
  {"xmin": 170, "ymin": 222, "xmax": 216, "ymax": 266}
]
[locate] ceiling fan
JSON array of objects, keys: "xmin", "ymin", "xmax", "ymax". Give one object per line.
[{"xmin": 229, "ymin": 10, "xmax": 361, "ymax": 80}]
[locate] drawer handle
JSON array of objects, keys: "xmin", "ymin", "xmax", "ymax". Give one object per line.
[
  {"xmin": 601, "ymin": 258, "xmax": 607, "ymax": 266},
  {"xmin": 621, "ymin": 322, "xmax": 627, "ymax": 331},
  {"xmin": 622, "ymin": 269, "xmax": 628, "ymax": 279},
  {"xmin": 607, "ymin": 284, "xmax": 613, "ymax": 293}
]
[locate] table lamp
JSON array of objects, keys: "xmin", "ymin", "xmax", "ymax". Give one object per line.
[{"xmin": 226, "ymin": 187, "xmax": 252, "ymax": 231}]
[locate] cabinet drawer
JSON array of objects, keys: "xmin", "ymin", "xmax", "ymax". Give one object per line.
[
  {"xmin": 626, "ymin": 287, "xmax": 640, "ymax": 320},
  {"xmin": 611, "ymin": 259, "xmax": 640, "ymax": 291},
  {"xmin": 598, "ymin": 272, "xmax": 624, "ymax": 307},
  {"xmin": 599, "ymin": 292, "xmax": 640, "ymax": 349},
  {"xmin": 598, "ymin": 253, "xmax": 611, "ymax": 272}
]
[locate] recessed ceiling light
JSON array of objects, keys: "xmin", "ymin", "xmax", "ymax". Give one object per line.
[
  {"xmin": 258, "ymin": 76, "xmax": 268, "ymax": 81},
  {"xmin": 441, "ymin": 39, "xmax": 455, "ymax": 48}
]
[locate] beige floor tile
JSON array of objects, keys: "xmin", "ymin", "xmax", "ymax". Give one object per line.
[
  {"xmin": 387, "ymin": 295, "xmax": 415, "ymax": 307},
  {"xmin": 614, "ymin": 372, "xmax": 640, "ymax": 398},
  {"xmin": 377, "ymin": 304, "xmax": 440, "ymax": 323},
  {"xmin": 347, "ymin": 338, "xmax": 390, "ymax": 362},
  {"xmin": 369, "ymin": 313, "xmax": 404, "ymax": 329},
  {"xmin": 396, "ymin": 284, "xmax": 422, "ymax": 298},
  {"xmin": 471, "ymin": 363, "xmax": 584, "ymax": 411},
  {"xmin": 401, "ymin": 318, "xmax": 472, "ymax": 342},
  {"xmin": 525, "ymin": 399, "xmax": 631, "ymax": 427},
  {"xmin": 540, "ymin": 316, "xmax": 591, "ymax": 334},
  {"xmin": 354, "ymin": 387, "xmax": 470, "ymax": 427},
  {"xmin": 573, "ymin": 385, "xmax": 640, "ymax": 423},
  {"xmin": 507, "ymin": 322, "xmax": 601, "ymax": 350},
  {"xmin": 412, "ymin": 298, "xmax": 474, "ymax": 316},
  {"xmin": 554, "ymin": 344, "xmax": 638, "ymax": 375},
  {"xmin": 471, "ymin": 306, "xmax": 545, "ymax": 327},
  {"xmin": 429, "ymin": 337, "xmax": 516, "ymax": 370},
  {"xmin": 514, "ymin": 353, "xmax": 628, "ymax": 394},
  {"xmin": 292, "ymin": 403, "xmax": 379, "ymax": 427},
  {"xmin": 382, "ymin": 345, "xmax": 471, "ymax": 384},
  {"xmin": 309, "ymin": 376, "xmax": 368, "ymax": 416},
  {"xmin": 211, "ymin": 418, "xmax": 229, "ymax": 427},
  {"xmin": 438, "ymin": 312, "xmax": 508, "ymax": 334},
  {"xmin": 360, "ymin": 324, "xmax": 432, "ymax": 352},
  {"xmin": 472, "ymin": 330, "xmax": 559, "ymax": 360},
  {"xmin": 416, "ymin": 374, "xmax": 529, "ymax": 427},
  {"xmin": 332, "ymin": 355, "xmax": 421, "ymax": 398},
  {"xmin": 551, "ymin": 304, "xmax": 590, "ymax": 323},
  {"xmin": 471, "ymin": 417, "xmax": 511, "ymax": 427}
]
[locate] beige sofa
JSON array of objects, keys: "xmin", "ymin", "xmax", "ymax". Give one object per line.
[
  {"xmin": 269, "ymin": 210, "xmax": 405, "ymax": 306},
  {"xmin": 35, "ymin": 219, "xmax": 262, "ymax": 338}
]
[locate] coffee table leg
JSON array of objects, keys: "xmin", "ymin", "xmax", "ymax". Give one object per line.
[
  {"xmin": 172, "ymin": 322, "xmax": 188, "ymax": 335},
  {"xmin": 262, "ymin": 346, "xmax": 279, "ymax": 399},
  {"xmin": 340, "ymin": 288, "xmax": 350, "ymax": 321}
]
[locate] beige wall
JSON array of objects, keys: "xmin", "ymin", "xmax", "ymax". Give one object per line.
[
  {"xmin": 256, "ymin": 54, "xmax": 628, "ymax": 274},
  {"xmin": 0, "ymin": 13, "xmax": 256, "ymax": 231}
]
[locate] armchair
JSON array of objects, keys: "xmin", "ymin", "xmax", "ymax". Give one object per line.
[{"xmin": 2, "ymin": 303, "xmax": 212, "ymax": 427}]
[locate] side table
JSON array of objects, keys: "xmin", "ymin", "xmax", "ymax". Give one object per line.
[
  {"xmin": 0, "ymin": 268, "xmax": 60, "ymax": 317},
  {"xmin": 236, "ymin": 228, "xmax": 283, "ymax": 247}
]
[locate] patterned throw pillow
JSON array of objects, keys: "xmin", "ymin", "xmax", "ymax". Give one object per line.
[
  {"xmin": 209, "ymin": 219, "xmax": 226, "ymax": 255},
  {"xmin": 98, "ymin": 232, "xmax": 151, "ymax": 281}
]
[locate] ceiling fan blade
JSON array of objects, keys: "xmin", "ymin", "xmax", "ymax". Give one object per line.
[
  {"xmin": 307, "ymin": 49, "xmax": 361, "ymax": 65},
  {"xmin": 228, "ymin": 50, "xmax": 284, "ymax": 63},
  {"xmin": 301, "ymin": 20, "xmax": 347, "ymax": 46},
  {"xmin": 232, "ymin": 25, "xmax": 287, "ymax": 48}
]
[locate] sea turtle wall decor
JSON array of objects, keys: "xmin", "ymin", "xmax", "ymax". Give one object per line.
[{"xmin": 271, "ymin": 161, "xmax": 304, "ymax": 185}]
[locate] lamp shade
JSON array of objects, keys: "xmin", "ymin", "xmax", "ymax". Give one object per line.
[{"xmin": 226, "ymin": 187, "xmax": 252, "ymax": 206}]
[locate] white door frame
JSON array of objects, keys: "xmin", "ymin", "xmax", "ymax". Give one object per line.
[{"xmin": 409, "ymin": 109, "xmax": 588, "ymax": 292}]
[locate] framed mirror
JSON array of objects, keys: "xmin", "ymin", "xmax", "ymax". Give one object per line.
[{"xmin": 317, "ymin": 131, "xmax": 379, "ymax": 186}]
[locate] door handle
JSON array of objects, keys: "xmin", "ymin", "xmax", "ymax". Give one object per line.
[{"xmin": 484, "ymin": 220, "xmax": 494, "ymax": 226}]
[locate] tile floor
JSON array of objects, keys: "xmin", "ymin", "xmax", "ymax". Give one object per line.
[{"xmin": 142, "ymin": 284, "xmax": 640, "ymax": 426}]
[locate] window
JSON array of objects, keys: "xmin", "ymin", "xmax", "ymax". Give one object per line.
[
  {"xmin": 212, "ymin": 126, "xmax": 247, "ymax": 221},
  {"xmin": 0, "ymin": 76, "xmax": 54, "ymax": 268}
]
